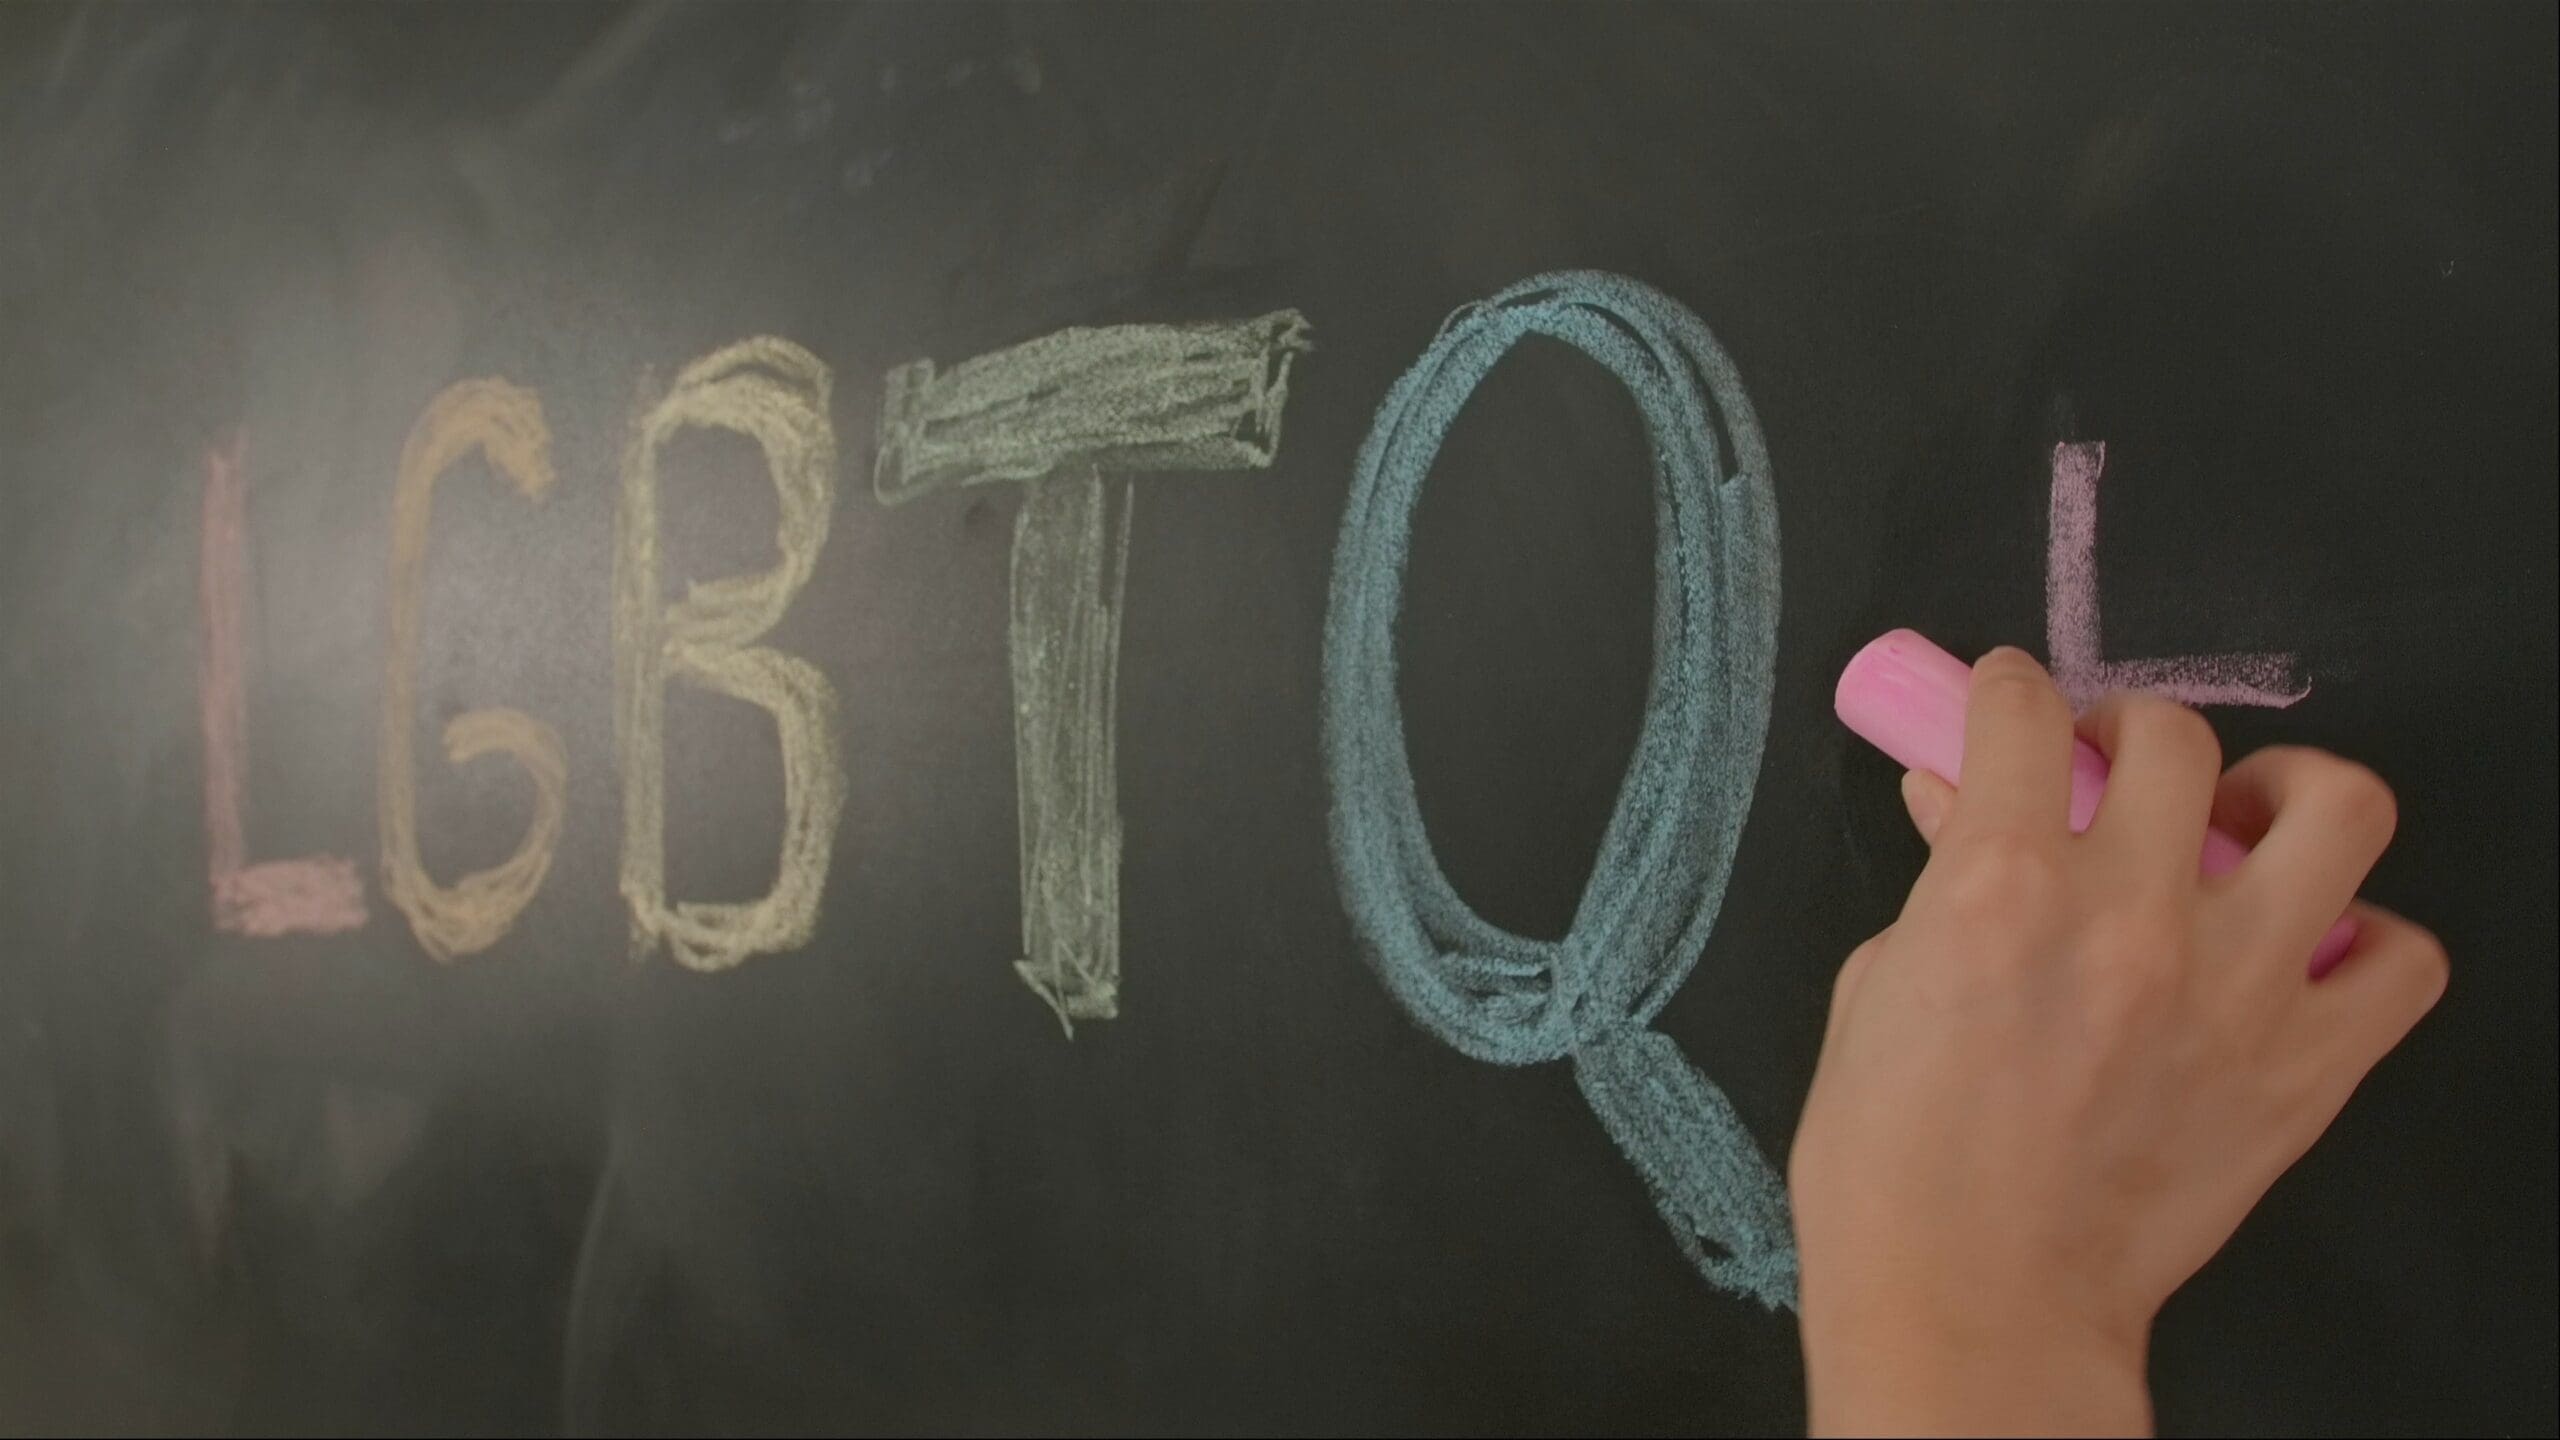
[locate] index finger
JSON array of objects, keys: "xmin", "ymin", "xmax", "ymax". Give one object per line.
[{"xmin": 1945, "ymin": 647, "xmax": 2076, "ymax": 842}]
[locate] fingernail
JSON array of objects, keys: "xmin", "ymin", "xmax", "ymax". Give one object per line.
[
  {"xmin": 1977, "ymin": 645, "xmax": 2049, "ymax": 678},
  {"xmin": 1899, "ymin": 770, "xmax": 1946, "ymax": 841}
]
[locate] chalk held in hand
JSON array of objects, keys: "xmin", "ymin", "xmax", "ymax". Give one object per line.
[{"xmin": 1834, "ymin": 629, "xmax": 2357, "ymax": 978}]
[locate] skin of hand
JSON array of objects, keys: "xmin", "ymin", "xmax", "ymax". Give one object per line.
[{"xmin": 1789, "ymin": 648, "xmax": 2448, "ymax": 1438}]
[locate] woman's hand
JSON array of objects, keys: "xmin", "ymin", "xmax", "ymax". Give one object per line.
[{"xmin": 1791, "ymin": 647, "xmax": 2447, "ymax": 1437}]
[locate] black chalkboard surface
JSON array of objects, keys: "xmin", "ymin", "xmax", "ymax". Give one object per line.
[{"xmin": 2, "ymin": 4, "xmax": 2552, "ymax": 1434}]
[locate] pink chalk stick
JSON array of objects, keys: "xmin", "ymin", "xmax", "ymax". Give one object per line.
[{"xmin": 1835, "ymin": 629, "xmax": 2356, "ymax": 978}]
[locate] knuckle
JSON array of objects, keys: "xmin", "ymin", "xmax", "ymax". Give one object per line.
[
  {"xmin": 2399, "ymin": 931, "xmax": 2451, "ymax": 1012},
  {"xmin": 2236, "ymin": 742, "xmax": 2306, "ymax": 793},
  {"xmin": 2105, "ymin": 691, "xmax": 2217, "ymax": 769},
  {"xmin": 1933, "ymin": 835, "xmax": 2067, "ymax": 918},
  {"xmin": 2257, "ymin": 747, "xmax": 2397, "ymax": 848},
  {"xmin": 2136, "ymin": 697, "xmax": 2222, "ymax": 774},
  {"xmin": 2319, "ymin": 759, "xmax": 2400, "ymax": 845}
]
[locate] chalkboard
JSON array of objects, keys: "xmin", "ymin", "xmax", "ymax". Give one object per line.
[{"xmin": 2, "ymin": 4, "xmax": 2552, "ymax": 1433}]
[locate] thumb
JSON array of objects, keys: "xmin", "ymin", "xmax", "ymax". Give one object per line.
[{"xmin": 1899, "ymin": 769, "xmax": 1956, "ymax": 845}]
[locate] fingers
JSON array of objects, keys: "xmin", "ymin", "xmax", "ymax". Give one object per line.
[
  {"xmin": 2210, "ymin": 746, "xmax": 2398, "ymax": 959},
  {"xmin": 2287, "ymin": 899, "xmax": 2448, "ymax": 1086},
  {"xmin": 2078, "ymin": 692, "xmax": 2222, "ymax": 888},
  {"xmin": 1948, "ymin": 648, "xmax": 2075, "ymax": 843},
  {"xmin": 1899, "ymin": 770, "xmax": 1955, "ymax": 846}
]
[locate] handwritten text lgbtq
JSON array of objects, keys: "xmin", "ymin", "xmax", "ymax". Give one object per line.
[{"xmin": 198, "ymin": 272, "xmax": 2306, "ymax": 1306}]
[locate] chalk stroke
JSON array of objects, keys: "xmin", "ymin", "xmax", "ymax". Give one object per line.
[
  {"xmin": 1007, "ymin": 468, "xmax": 1132, "ymax": 1026},
  {"xmin": 876, "ymin": 311, "xmax": 1310, "ymax": 1031},
  {"xmin": 876, "ymin": 312, "xmax": 1310, "ymax": 501},
  {"xmin": 616, "ymin": 338, "xmax": 846, "ymax": 972},
  {"xmin": 561, "ymin": 1151, "xmax": 645, "ymax": 1437},
  {"xmin": 379, "ymin": 381, "xmax": 570, "ymax": 960},
  {"xmin": 1322, "ymin": 272, "xmax": 1795, "ymax": 1309},
  {"xmin": 197, "ymin": 430, "xmax": 367, "ymax": 936},
  {"xmin": 2046, "ymin": 440, "xmax": 2309, "ymax": 709}
]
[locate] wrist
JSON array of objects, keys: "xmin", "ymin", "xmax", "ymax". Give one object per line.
[{"xmin": 1800, "ymin": 1275, "xmax": 2151, "ymax": 1438}]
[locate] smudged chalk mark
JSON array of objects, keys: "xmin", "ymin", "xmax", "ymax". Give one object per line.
[
  {"xmin": 616, "ymin": 338, "xmax": 847, "ymax": 972},
  {"xmin": 198, "ymin": 429, "xmax": 367, "ymax": 936},
  {"xmin": 877, "ymin": 311, "xmax": 1310, "ymax": 1031},
  {"xmin": 2046, "ymin": 440, "xmax": 2309, "ymax": 709},
  {"xmin": 1322, "ymin": 272, "xmax": 1795, "ymax": 1309},
  {"xmin": 561, "ymin": 1150, "xmax": 652, "ymax": 1437},
  {"xmin": 379, "ymin": 381, "xmax": 570, "ymax": 960}
]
